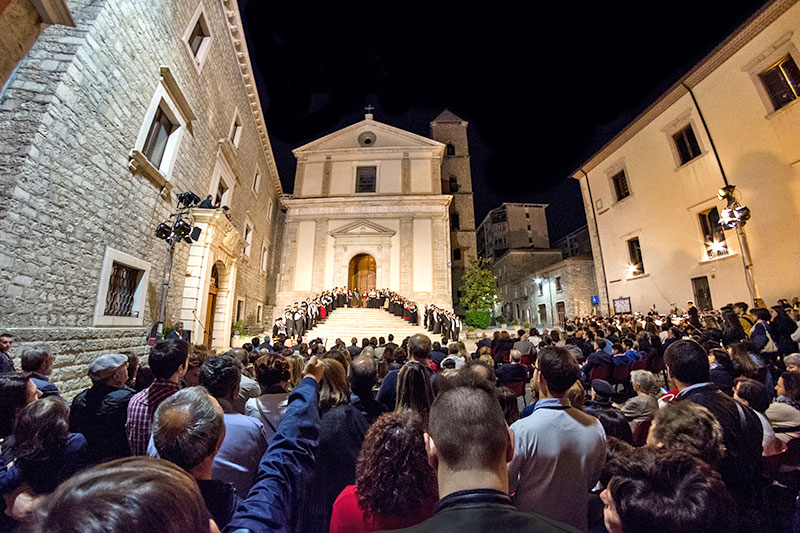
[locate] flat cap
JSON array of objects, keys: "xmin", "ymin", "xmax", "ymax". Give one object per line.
[
  {"xmin": 591, "ymin": 379, "xmax": 615, "ymax": 399},
  {"xmin": 88, "ymin": 353, "xmax": 128, "ymax": 381}
]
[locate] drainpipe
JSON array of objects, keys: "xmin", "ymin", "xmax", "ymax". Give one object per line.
[
  {"xmin": 580, "ymin": 169, "xmax": 612, "ymax": 316},
  {"xmin": 682, "ymin": 83, "xmax": 760, "ymax": 305}
]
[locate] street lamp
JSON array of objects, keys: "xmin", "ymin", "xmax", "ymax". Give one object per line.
[{"xmin": 717, "ymin": 185, "xmax": 760, "ymax": 306}]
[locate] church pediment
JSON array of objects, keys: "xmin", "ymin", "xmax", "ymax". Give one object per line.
[
  {"xmin": 329, "ymin": 220, "xmax": 396, "ymax": 237},
  {"xmin": 293, "ymin": 118, "xmax": 444, "ymax": 154}
]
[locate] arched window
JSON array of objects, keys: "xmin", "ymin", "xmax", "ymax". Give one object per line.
[
  {"xmin": 453, "ymin": 248, "xmax": 462, "ymax": 261},
  {"xmin": 451, "ymin": 212, "xmax": 460, "ymax": 230},
  {"xmin": 446, "ymin": 143, "xmax": 456, "ymax": 156},
  {"xmin": 448, "ymin": 176, "xmax": 459, "ymax": 192}
]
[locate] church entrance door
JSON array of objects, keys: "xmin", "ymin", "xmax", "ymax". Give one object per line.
[
  {"xmin": 348, "ymin": 254, "xmax": 376, "ymax": 291},
  {"xmin": 204, "ymin": 264, "xmax": 219, "ymax": 347}
]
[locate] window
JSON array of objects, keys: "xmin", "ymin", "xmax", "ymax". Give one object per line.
[
  {"xmin": 448, "ymin": 176, "xmax": 459, "ymax": 192},
  {"xmin": 183, "ymin": 4, "xmax": 212, "ymax": 70},
  {"xmin": 698, "ymin": 207, "xmax": 729, "ymax": 259},
  {"xmin": 538, "ymin": 282, "xmax": 543, "ymax": 296},
  {"xmin": 491, "ymin": 209, "xmax": 507, "ymax": 223},
  {"xmin": 451, "ymin": 212, "xmax": 460, "ymax": 230},
  {"xmin": 672, "ymin": 125, "xmax": 701, "ymax": 165},
  {"xmin": 236, "ymin": 299, "xmax": 245, "ymax": 322},
  {"xmin": 446, "ymin": 143, "xmax": 455, "ymax": 156},
  {"xmin": 759, "ymin": 55, "xmax": 800, "ymax": 111},
  {"xmin": 93, "ymin": 247, "xmax": 150, "ymax": 327},
  {"xmin": 141, "ymin": 107, "xmax": 178, "ymax": 169},
  {"xmin": 243, "ymin": 219, "xmax": 253, "ymax": 256},
  {"xmin": 355, "ymin": 166, "xmax": 377, "ymax": 193},
  {"xmin": 257, "ymin": 305, "xmax": 263, "ymax": 324},
  {"xmin": 229, "ymin": 114, "xmax": 243, "ymax": 148},
  {"xmin": 627, "ymin": 237, "xmax": 645, "ymax": 275},
  {"xmin": 528, "ymin": 236, "xmax": 533, "ymax": 244},
  {"xmin": 525, "ymin": 212, "xmax": 530, "ymax": 219},
  {"xmin": 610, "ymin": 170, "xmax": 630, "ymax": 201},
  {"xmin": 555, "ymin": 276, "xmax": 562, "ymax": 291},
  {"xmin": 215, "ymin": 180, "xmax": 228, "ymax": 206},
  {"xmin": 453, "ymin": 248, "xmax": 461, "ymax": 261},
  {"xmin": 260, "ymin": 243, "xmax": 269, "ymax": 272},
  {"xmin": 252, "ymin": 172, "xmax": 261, "ymax": 194},
  {"xmin": 266, "ymin": 197, "xmax": 274, "ymax": 221}
]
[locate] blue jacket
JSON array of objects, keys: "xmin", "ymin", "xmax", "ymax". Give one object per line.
[{"xmin": 224, "ymin": 376, "xmax": 320, "ymax": 533}]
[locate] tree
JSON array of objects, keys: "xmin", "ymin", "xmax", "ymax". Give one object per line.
[{"xmin": 460, "ymin": 257, "xmax": 499, "ymax": 328}]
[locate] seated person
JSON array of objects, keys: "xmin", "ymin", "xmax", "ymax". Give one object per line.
[
  {"xmin": 581, "ymin": 338, "xmax": 613, "ymax": 382},
  {"xmin": 611, "ymin": 343, "xmax": 628, "ymax": 366}
]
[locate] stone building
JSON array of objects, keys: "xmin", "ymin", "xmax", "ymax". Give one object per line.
[
  {"xmin": 554, "ymin": 225, "xmax": 592, "ymax": 259},
  {"xmin": 573, "ymin": 0, "xmax": 800, "ymax": 314},
  {"xmin": 277, "ymin": 112, "xmax": 454, "ymax": 312},
  {"xmin": 0, "ymin": 0, "xmax": 281, "ymax": 398},
  {"xmin": 476, "ymin": 202, "xmax": 549, "ymax": 259},
  {"xmin": 430, "ymin": 110, "xmax": 478, "ymax": 309}
]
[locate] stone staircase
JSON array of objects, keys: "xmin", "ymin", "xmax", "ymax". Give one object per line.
[{"xmin": 303, "ymin": 308, "xmax": 436, "ymax": 347}]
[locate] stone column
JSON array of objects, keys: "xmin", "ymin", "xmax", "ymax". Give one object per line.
[
  {"xmin": 401, "ymin": 152, "xmax": 410, "ymax": 194},
  {"xmin": 400, "ymin": 218, "xmax": 413, "ymax": 294},
  {"xmin": 281, "ymin": 220, "xmax": 299, "ymax": 292},
  {"xmin": 294, "ymin": 160, "xmax": 306, "ymax": 197},
  {"xmin": 432, "ymin": 215, "xmax": 452, "ymax": 307},
  {"xmin": 321, "ymin": 156, "xmax": 332, "ymax": 196},
  {"xmin": 431, "ymin": 158, "xmax": 442, "ymax": 193},
  {"xmin": 311, "ymin": 218, "xmax": 328, "ymax": 291}
]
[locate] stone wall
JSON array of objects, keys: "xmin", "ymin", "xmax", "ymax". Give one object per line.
[{"xmin": 0, "ymin": 0, "xmax": 42, "ymax": 88}]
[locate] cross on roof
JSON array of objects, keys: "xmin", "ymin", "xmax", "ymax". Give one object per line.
[{"xmin": 364, "ymin": 104, "xmax": 375, "ymax": 114}]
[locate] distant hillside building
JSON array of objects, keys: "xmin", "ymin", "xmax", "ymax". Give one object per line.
[{"xmin": 476, "ymin": 203, "xmax": 549, "ymax": 259}]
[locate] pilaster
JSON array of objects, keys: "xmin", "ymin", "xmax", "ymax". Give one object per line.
[
  {"xmin": 400, "ymin": 217, "xmax": 413, "ymax": 294},
  {"xmin": 311, "ymin": 218, "xmax": 328, "ymax": 291}
]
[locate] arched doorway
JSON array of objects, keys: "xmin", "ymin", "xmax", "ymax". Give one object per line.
[
  {"xmin": 348, "ymin": 254, "xmax": 376, "ymax": 291},
  {"xmin": 203, "ymin": 263, "xmax": 219, "ymax": 348}
]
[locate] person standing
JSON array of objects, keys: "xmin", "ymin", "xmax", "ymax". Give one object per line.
[{"xmin": 0, "ymin": 332, "xmax": 15, "ymax": 373}]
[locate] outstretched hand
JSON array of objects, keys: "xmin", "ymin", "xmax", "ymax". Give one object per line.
[{"xmin": 302, "ymin": 356, "xmax": 324, "ymax": 383}]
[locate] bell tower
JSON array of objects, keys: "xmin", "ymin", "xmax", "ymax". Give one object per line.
[{"xmin": 430, "ymin": 109, "xmax": 478, "ymax": 311}]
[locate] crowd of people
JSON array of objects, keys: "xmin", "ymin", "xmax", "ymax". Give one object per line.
[{"xmin": 0, "ymin": 296, "xmax": 798, "ymax": 532}]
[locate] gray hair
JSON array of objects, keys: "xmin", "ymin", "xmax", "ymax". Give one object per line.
[
  {"xmin": 631, "ymin": 369, "xmax": 659, "ymax": 395},
  {"xmin": 360, "ymin": 345, "xmax": 375, "ymax": 359},
  {"xmin": 21, "ymin": 343, "xmax": 52, "ymax": 372},
  {"xmin": 510, "ymin": 349, "xmax": 522, "ymax": 363},
  {"xmin": 785, "ymin": 353, "xmax": 800, "ymax": 367},
  {"xmin": 153, "ymin": 386, "xmax": 223, "ymax": 471}
]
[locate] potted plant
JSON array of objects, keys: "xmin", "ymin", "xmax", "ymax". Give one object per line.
[
  {"xmin": 495, "ymin": 315, "xmax": 507, "ymax": 329},
  {"xmin": 466, "ymin": 325, "xmax": 477, "ymax": 339}
]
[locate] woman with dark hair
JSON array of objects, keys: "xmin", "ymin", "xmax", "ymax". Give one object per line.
[
  {"xmin": 770, "ymin": 305, "xmax": 799, "ymax": 357},
  {"xmin": 721, "ymin": 311, "xmax": 746, "ymax": 346},
  {"xmin": 20, "ymin": 457, "xmax": 214, "ymax": 533},
  {"xmin": 750, "ymin": 308, "xmax": 778, "ymax": 358},
  {"xmin": 330, "ymin": 411, "xmax": 437, "ymax": 532},
  {"xmin": 395, "ymin": 361, "xmax": 434, "ymax": 421},
  {"xmin": 0, "ymin": 373, "xmax": 41, "ymax": 439},
  {"xmin": 245, "ymin": 354, "xmax": 290, "ymax": 439},
  {"xmin": 299, "ymin": 358, "xmax": 368, "ymax": 533},
  {"xmin": 497, "ymin": 386, "xmax": 520, "ymax": 425},
  {"xmin": 708, "ymin": 348, "xmax": 737, "ymax": 396},
  {"xmin": 766, "ymin": 371, "xmax": 800, "ymax": 443}
]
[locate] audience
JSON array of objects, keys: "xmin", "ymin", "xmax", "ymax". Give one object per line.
[
  {"xmin": 226, "ymin": 348, "xmax": 261, "ymax": 413},
  {"xmin": 766, "ymin": 370, "xmax": 800, "ymax": 443},
  {"xmin": 395, "ymin": 360, "xmax": 435, "ymax": 422},
  {"xmin": 244, "ymin": 353, "xmax": 290, "ymax": 441},
  {"xmin": 20, "ymin": 344, "xmax": 59, "ymax": 397},
  {"xmin": 733, "ymin": 377, "xmax": 780, "ymax": 454},
  {"xmin": 377, "ymin": 334, "xmax": 436, "ymax": 410},
  {"xmin": 617, "ymin": 369, "xmax": 659, "ymax": 432},
  {"xmin": 646, "ymin": 401, "xmax": 725, "ymax": 469},
  {"xmin": 348, "ymin": 355, "xmax": 389, "ymax": 425},
  {"xmin": 0, "ymin": 373, "xmax": 41, "ymax": 439}
]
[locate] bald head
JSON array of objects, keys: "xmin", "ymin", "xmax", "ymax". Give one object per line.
[
  {"xmin": 227, "ymin": 348, "xmax": 248, "ymax": 364},
  {"xmin": 349, "ymin": 355, "xmax": 377, "ymax": 395},
  {"xmin": 408, "ymin": 334, "xmax": 432, "ymax": 361}
]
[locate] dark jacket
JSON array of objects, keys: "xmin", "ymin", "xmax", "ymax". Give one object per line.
[
  {"xmin": 678, "ymin": 384, "xmax": 763, "ymax": 512},
  {"xmin": 0, "ymin": 353, "xmax": 15, "ymax": 373},
  {"xmin": 31, "ymin": 375, "xmax": 60, "ymax": 398},
  {"xmin": 224, "ymin": 377, "xmax": 321, "ymax": 533},
  {"xmin": 350, "ymin": 392, "xmax": 390, "ymax": 425},
  {"xmin": 69, "ymin": 383, "xmax": 135, "ymax": 464},
  {"xmin": 771, "ymin": 315, "xmax": 799, "ymax": 355},
  {"xmin": 376, "ymin": 365, "xmax": 437, "ymax": 411},
  {"xmin": 496, "ymin": 363, "xmax": 528, "ymax": 385},
  {"xmin": 381, "ymin": 488, "xmax": 578, "ymax": 532},
  {"xmin": 198, "ymin": 479, "xmax": 240, "ymax": 530},
  {"xmin": 581, "ymin": 351, "xmax": 613, "ymax": 380}
]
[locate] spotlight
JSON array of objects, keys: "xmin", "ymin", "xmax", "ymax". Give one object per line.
[
  {"xmin": 177, "ymin": 191, "xmax": 201, "ymax": 208},
  {"xmin": 155, "ymin": 223, "xmax": 172, "ymax": 240},
  {"xmin": 534, "ymin": 277, "xmax": 543, "ymax": 285},
  {"xmin": 717, "ymin": 185, "xmax": 736, "ymax": 201},
  {"xmin": 190, "ymin": 226, "xmax": 202, "ymax": 242},
  {"xmin": 173, "ymin": 218, "xmax": 192, "ymax": 238}
]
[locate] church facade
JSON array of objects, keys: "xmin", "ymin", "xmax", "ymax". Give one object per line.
[{"xmin": 276, "ymin": 113, "xmax": 459, "ymax": 312}]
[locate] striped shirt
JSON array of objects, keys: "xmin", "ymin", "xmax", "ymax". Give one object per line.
[{"xmin": 125, "ymin": 380, "xmax": 181, "ymax": 456}]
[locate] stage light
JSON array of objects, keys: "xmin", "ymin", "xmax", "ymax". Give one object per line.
[
  {"xmin": 627, "ymin": 264, "xmax": 639, "ymax": 275},
  {"xmin": 155, "ymin": 223, "xmax": 172, "ymax": 240},
  {"xmin": 534, "ymin": 277, "xmax": 543, "ymax": 285},
  {"xmin": 708, "ymin": 240, "xmax": 727, "ymax": 254},
  {"xmin": 173, "ymin": 218, "xmax": 192, "ymax": 238},
  {"xmin": 717, "ymin": 185, "xmax": 736, "ymax": 201},
  {"xmin": 177, "ymin": 191, "xmax": 201, "ymax": 208}
]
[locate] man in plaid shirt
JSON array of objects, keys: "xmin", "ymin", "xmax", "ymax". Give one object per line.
[{"xmin": 126, "ymin": 338, "xmax": 188, "ymax": 455}]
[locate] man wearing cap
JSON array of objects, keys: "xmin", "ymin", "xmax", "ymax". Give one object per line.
[
  {"xmin": 69, "ymin": 353, "xmax": 136, "ymax": 465},
  {"xmin": 584, "ymin": 379, "xmax": 616, "ymax": 417}
]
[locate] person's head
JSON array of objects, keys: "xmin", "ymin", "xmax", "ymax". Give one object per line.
[
  {"xmin": 777, "ymin": 371, "xmax": 800, "ymax": 402},
  {"xmin": 497, "ymin": 386, "xmax": 520, "ymax": 425},
  {"xmin": 596, "ymin": 409, "xmax": 634, "ymax": 445},
  {"xmin": 226, "ymin": 348, "xmax": 248, "ymax": 365},
  {"xmin": 124, "ymin": 352, "xmax": 139, "ymax": 385},
  {"xmin": 20, "ymin": 457, "xmax": 213, "ymax": 533},
  {"xmin": 647, "ymin": 402, "xmax": 725, "ymax": 469},
  {"xmin": 426, "ymin": 386, "xmax": 513, "ymax": 479},
  {"xmin": 408, "ymin": 334, "xmax": 432, "ymax": 361},
  {"xmin": 784, "ymin": 353, "xmax": 800, "ymax": 374},
  {"xmin": 198, "ymin": 355, "xmax": 241, "ymax": 402},
  {"xmin": 174, "ymin": 321, "xmax": 184, "ymax": 333},
  {"xmin": 447, "ymin": 343, "xmax": 459, "ymax": 355},
  {"xmin": 183, "ymin": 346, "xmax": 208, "ymax": 388},
  {"xmin": 250, "ymin": 337, "xmax": 260, "ymax": 348},
  {"xmin": 594, "ymin": 338, "xmax": 606, "ymax": 351},
  {"xmin": 148, "ymin": 340, "xmax": 189, "ymax": 380},
  {"xmin": 601, "ymin": 448, "xmax": 735, "ymax": 533},
  {"xmin": 0, "ymin": 372, "xmax": 41, "ymax": 437},
  {"xmin": 664, "ymin": 339, "xmax": 709, "ymax": 387},
  {"xmin": 565, "ymin": 380, "xmax": 585, "ymax": 411},
  {"xmin": 591, "ymin": 379, "xmax": 615, "ymax": 403},
  {"xmin": 319, "ymin": 358, "xmax": 350, "ymax": 411},
  {"xmin": 253, "ymin": 353, "xmax": 290, "ymax": 390},
  {"xmin": 461, "ymin": 358, "xmax": 496, "ymax": 385},
  {"xmin": 21, "ymin": 344, "xmax": 54, "ymax": 375},
  {"xmin": 14, "ymin": 396, "xmax": 70, "ymax": 468},
  {"xmin": 387, "ymin": 334, "xmax": 394, "ymax": 343},
  {"xmin": 751, "ymin": 308, "xmax": 770, "ymax": 322},
  {"xmin": 733, "ymin": 302, "xmax": 748, "ymax": 315},
  {"xmin": 349, "ymin": 355, "xmax": 377, "ymax": 396},
  {"xmin": 733, "ymin": 377, "xmax": 771, "ymax": 413},
  {"xmin": 355, "ymin": 411, "xmax": 437, "ymax": 517},
  {"xmin": 510, "ymin": 349, "xmax": 522, "ymax": 363},
  {"xmin": 771, "ymin": 305, "xmax": 787, "ymax": 321},
  {"xmin": 152, "ymin": 387, "xmax": 225, "ymax": 475},
  {"xmin": 536, "ymin": 347, "xmax": 579, "ymax": 397},
  {"xmin": 0, "ymin": 332, "xmax": 13, "ymax": 355},
  {"xmin": 630, "ymin": 370, "xmax": 659, "ymax": 396},
  {"xmin": 396, "ymin": 361, "xmax": 434, "ymax": 420},
  {"xmin": 611, "ymin": 343, "xmax": 623, "ymax": 355},
  {"xmin": 362, "ymin": 337, "xmax": 370, "ymax": 348},
  {"xmin": 360, "ymin": 345, "xmax": 375, "ymax": 359}
]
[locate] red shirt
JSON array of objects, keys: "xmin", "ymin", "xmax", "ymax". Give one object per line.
[{"xmin": 330, "ymin": 485, "xmax": 436, "ymax": 533}]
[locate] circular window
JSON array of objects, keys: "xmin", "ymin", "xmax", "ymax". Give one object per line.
[{"xmin": 358, "ymin": 131, "xmax": 377, "ymax": 147}]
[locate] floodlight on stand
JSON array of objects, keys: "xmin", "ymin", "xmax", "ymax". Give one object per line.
[
  {"xmin": 177, "ymin": 191, "xmax": 201, "ymax": 208},
  {"xmin": 717, "ymin": 185, "xmax": 737, "ymax": 202},
  {"xmin": 173, "ymin": 218, "xmax": 192, "ymax": 238},
  {"xmin": 155, "ymin": 222, "xmax": 172, "ymax": 240}
]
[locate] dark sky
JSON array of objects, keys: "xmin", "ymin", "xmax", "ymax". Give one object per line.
[{"xmin": 238, "ymin": 1, "xmax": 766, "ymax": 241}]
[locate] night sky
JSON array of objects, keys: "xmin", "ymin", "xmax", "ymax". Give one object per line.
[{"xmin": 238, "ymin": 1, "xmax": 766, "ymax": 241}]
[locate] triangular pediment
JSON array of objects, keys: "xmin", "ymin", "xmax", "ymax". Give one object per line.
[
  {"xmin": 293, "ymin": 117, "xmax": 444, "ymax": 155},
  {"xmin": 329, "ymin": 220, "xmax": 396, "ymax": 237}
]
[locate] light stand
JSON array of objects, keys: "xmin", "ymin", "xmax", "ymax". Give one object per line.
[{"xmin": 717, "ymin": 185, "xmax": 760, "ymax": 307}]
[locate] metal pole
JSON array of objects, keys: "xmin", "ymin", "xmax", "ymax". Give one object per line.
[
  {"xmin": 157, "ymin": 238, "xmax": 176, "ymax": 338},
  {"xmin": 548, "ymin": 275, "xmax": 555, "ymax": 329},
  {"xmin": 735, "ymin": 224, "xmax": 761, "ymax": 306}
]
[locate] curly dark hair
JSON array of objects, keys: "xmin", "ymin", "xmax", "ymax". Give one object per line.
[
  {"xmin": 253, "ymin": 354, "xmax": 290, "ymax": 389},
  {"xmin": 14, "ymin": 396, "xmax": 70, "ymax": 469},
  {"xmin": 355, "ymin": 411, "xmax": 437, "ymax": 517}
]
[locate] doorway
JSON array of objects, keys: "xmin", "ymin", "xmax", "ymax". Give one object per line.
[
  {"xmin": 204, "ymin": 264, "xmax": 219, "ymax": 347},
  {"xmin": 348, "ymin": 254, "xmax": 376, "ymax": 291},
  {"xmin": 538, "ymin": 304, "xmax": 547, "ymax": 325},
  {"xmin": 556, "ymin": 301, "xmax": 566, "ymax": 326},
  {"xmin": 691, "ymin": 276, "xmax": 713, "ymax": 312}
]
